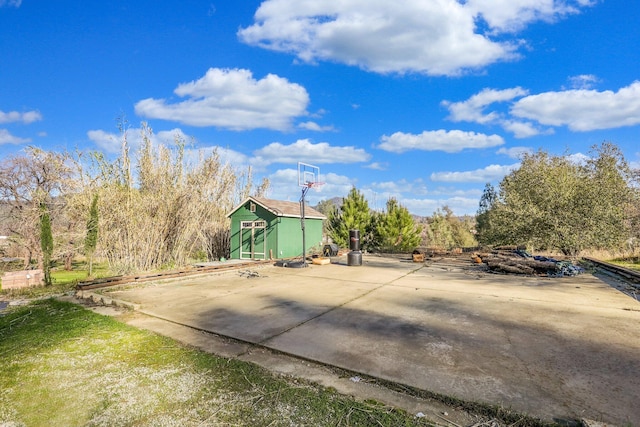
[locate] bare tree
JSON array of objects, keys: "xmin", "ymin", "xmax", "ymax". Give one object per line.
[
  {"xmin": 0, "ymin": 124, "xmax": 270, "ymax": 275},
  {"xmin": 0, "ymin": 147, "xmax": 72, "ymax": 267},
  {"xmin": 71, "ymin": 123, "xmax": 269, "ymax": 272}
]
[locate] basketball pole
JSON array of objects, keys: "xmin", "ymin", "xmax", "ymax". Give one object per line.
[{"xmin": 300, "ymin": 184, "xmax": 311, "ymax": 267}]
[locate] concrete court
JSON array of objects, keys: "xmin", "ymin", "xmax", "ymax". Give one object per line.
[{"xmin": 104, "ymin": 256, "xmax": 640, "ymax": 425}]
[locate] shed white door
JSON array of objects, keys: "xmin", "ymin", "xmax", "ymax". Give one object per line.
[{"xmin": 240, "ymin": 220, "xmax": 266, "ymax": 259}]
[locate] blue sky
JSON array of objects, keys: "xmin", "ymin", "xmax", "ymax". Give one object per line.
[{"xmin": 1, "ymin": 0, "xmax": 639, "ymax": 215}]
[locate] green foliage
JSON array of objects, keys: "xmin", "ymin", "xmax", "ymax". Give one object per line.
[
  {"xmin": 373, "ymin": 198, "xmax": 422, "ymax": 252},
  {"xmin": 328, "ymin": 187, "xmax": 373, "ymax": 249},
  {"xmin": 314, "ymin": 198, "xmax": 336, "ymax": 217},
  {"xmin": 475, "ymin": 183, "xmax": 498, "ymax": 246},
  {"xmin": 427, "ymin": 208, "xmax": 456, "ymax": 249},
  {"xmin": 84, "ymin": 194, "xmax": 99, "ymax": 276},
  {"xmin": 39, "ymin": 203, "xmax": 53, "ymax": 286},
  {"xmin": 478, "ymin": 143, "xmax": 634, "ymax": 255},
  {"xmin": 425, "ymin": 206, "xmax": 477, "ymax": 250}
]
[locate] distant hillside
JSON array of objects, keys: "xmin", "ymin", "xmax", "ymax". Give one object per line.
[{"xmin": 312, "ymin": 197, "xmax": 343, "ymax": 213}]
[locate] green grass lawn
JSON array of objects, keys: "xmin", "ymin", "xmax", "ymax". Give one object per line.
[{"xmin": 0, "ymin": 299, "xmax": 429, "ymax": 427}]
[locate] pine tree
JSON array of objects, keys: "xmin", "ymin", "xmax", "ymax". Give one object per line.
[
  {"xmin": 40, "ymin": 203, "xmax": 53, "ymax": 286},
  {"xmin": 85, "ymin": 194, "xmax": 99, "ymax": 277},
  {"xmin": 327, "ymin": 187, "xmax": 372, "ymax": 249},
  {"xmin": 374, "ymin": 198, "xmax": 422, "ymax": 252}
]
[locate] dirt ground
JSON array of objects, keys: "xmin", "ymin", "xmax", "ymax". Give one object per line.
[{"xmin": 76, "ymin": 255, "xmax": 640, "ymax": 426}]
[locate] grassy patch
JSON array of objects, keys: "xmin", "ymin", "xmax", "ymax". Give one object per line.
[
  {"xmin": 608, "ymin": 256, "xmax": 640, "ymax": 272},
  {"xmin": 0, "ymin": 299, "xmax": 430, "ymax": 426},
  {"xmin": 51, "ymin": 260, "xmax": 112, "ymax": 284},
  {"xmin": 1, "ymin": 262, "xmax": 113, "ymax": 298}
]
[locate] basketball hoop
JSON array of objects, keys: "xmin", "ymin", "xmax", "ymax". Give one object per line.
[{"xmin": 305, "ymin": 181, "xmax": 325, "ymax": 191}]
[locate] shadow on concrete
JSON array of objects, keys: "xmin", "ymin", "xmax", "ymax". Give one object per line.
[
  {"xmin": 106, "ymin": 257, "xmax": 640, "ymax": 426},
  {"xmin": 185, "ymin": 283, "xmax": 640, "ymax": 426}
]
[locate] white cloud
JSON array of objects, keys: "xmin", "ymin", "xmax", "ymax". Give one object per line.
[
  {"xmin": 496, "ymin": 146, "xmax": 533, "ymax": 159},
  {"xmin": 87, "ymin": 129, "xmax": 120, "ymax": 153},
  {"xmin": 252, "ymin": 138, "xmax": 370, "ymax": 165},
  {"xmin": 134, "ymin": 68, "xmax": 310, "ymax": 131},
  {"xmin": 402, "ymin": 196, "xmax": 481, "ymax": 216},
  {"xmin": 364, "ymin": 162, "xmax": 388, "ymax": 171},
  {"xmin": 265, "ymin": 168, "xmax": 353, "ymax": 205},
  {"xmin": 443, "ymin": 87, "xmax": 529, "ymax": 123},
  {"xmin": 511, "ymin": 81, "xmax": 640, "ymax": 131},
  {"xmin": 87, "ymin": 127, "xmax": 251, "ymax": 174},
  {"xmin": 565, "ymin": 74, "xmax": 599, "ymax": 90},
  {"xmin": 297, "ymin": 121, "xmax": 336, "ymax": 132},
  {"xmin": 378, "ymin": 130, "xmax": 504, "ymax": 153},
  {"xmin": 370, "ymin": 178, "xmax": 428, "ymax": 196},
  {"xmin": 238, "ymin": 1, "xmax": 516, "ymax": 76},
  {"xmin": 238, "ymin": 1, "xmax": 593, "ymax": 76},
  {"xmin": 466, "ymin": 0, "xmax": 594, "ymax": 33},
  {"xmin": 446, "ymin": 81, "xmax": 640, "ymax": 134},
  {"xmin": 265, "ymin": 170, "xmax": 483, "ymax": 215},
  {"xmin": 442, "ymin": 87, "xmax": 545, "ymax": 137},
  {"xmin": 155, "ymin": 128, "xmax": 190, "ymax": 145},
  {"xmin": 428, "ymin": 187, "xmax": 484, "ymax": 198},
  {"xmin": 430, "ymin": 163, "xmax": 519, "ymax": 183},
  {"xmin": 0, "ymin": 110, "xmax": 42, "ymax": 124},
  {"xmin": 500, "ymin": 119, "xmax": 545, "ymax": 138},
  {"xmin": 0, "ymin": 129, "xmax": 30, "ymax": 145}
]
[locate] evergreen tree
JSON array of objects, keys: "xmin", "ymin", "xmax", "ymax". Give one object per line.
[
  {"xmin": 373, "ymin": 198, "xmax": 422, "ymax": 252},
  {"xmin": 39, "ymin": 203, "xmax": 53, "ymax": 286},
  {"xmin": 85, "ymin": 194, "xmax": 99, "ymax": 277},
  {"xmin": 475, "ymin": 183, "xmax": 498, "ymax": 246},
  {"xmin": 327, "ymin": 187, "xmax": 372, "ymax": 249}
]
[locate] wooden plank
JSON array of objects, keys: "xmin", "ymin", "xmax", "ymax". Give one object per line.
[{"xmin": 75, "ymin": 260, "xmax": 274, "ymax": 291}]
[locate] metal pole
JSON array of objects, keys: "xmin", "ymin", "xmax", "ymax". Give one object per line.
[{"xmin": 300, "ymin": 186, "xmax": 310, "ymax": 266}]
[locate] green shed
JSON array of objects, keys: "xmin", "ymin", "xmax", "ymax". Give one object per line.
[{"xmin": 227, "ymin": 196, "xmax": 326, "ymax": 260}]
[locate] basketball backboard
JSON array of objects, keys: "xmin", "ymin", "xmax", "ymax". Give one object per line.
[{"xmin": 298, "ymin": 162, "xmax": 320, "ymax": 188}]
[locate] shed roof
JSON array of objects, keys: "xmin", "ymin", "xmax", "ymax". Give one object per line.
[{"xmin": 227, "ymin": 196, "xmax": 326, "ymax": 220}]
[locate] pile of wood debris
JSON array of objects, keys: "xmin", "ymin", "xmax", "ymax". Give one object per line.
[{"xmin": 474, "ymin": 250, "xmax": 584, "ymax": 277}]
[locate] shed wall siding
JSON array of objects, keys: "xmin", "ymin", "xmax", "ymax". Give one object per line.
[
  {"xmin": 228, "ymin": 199, "xmax": 324, "ymax": 260},
  {"xmin": 276, "ymin": 217, "xmax": 323, "ymax": 258},
  {"xmin": 229, "ymin": 203, "xmax": 278, "ymax": 260}
]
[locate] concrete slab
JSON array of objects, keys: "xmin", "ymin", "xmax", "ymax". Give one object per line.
[{"xmin": 103, "ymin": 255, "xmax": 640, "ymax": 425}]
